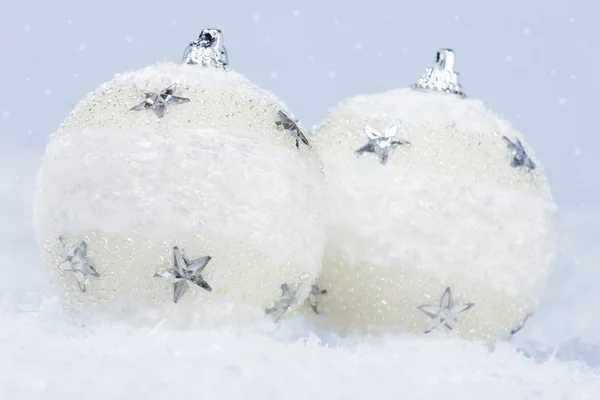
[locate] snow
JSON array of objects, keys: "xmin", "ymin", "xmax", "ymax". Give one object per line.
[{"xmin": 1, "ymin": 299, "xmax": 599, "ymax": 399}]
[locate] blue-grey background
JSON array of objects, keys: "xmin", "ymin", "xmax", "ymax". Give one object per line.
[{"xmin": 0, "ymin": 0, "xmax": 598, "ymax": 352}]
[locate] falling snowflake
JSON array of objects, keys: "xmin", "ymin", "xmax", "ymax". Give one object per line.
[
  {"xmin": 568, "ymin": 16, "xmax": 575, "ymax": 24},
  {"xmin": 270, "ymin": 71, "xmax": 279, "ymax": 79},
  {"xmin": 293, "ymin": 10, "xmax": 300, "ymax": 17},
  {"xmin": 2, "ymin": 110, "xmax": 10, "ymax": 119},
  {"xmin": 125, "ymin": 36, "xmax": 133, "ymax": 43},
  {"xmin": 328, "ymin": 71, "xmax": 337, "ymax": 79},
  {"xmin": 252, "ymin": 13, "xmax": 261, "ymax": 23},
  {"xmin": 506, "ymin": 55, "xmax": 513, "ymax": 62},
  {"xmin": 354, "ymin": 42, "xmax": 363, "ymax": 50},
  {"xmin": 574, "ymin": 148, "xmax": 582, "ymax": 156},
  {"xmin": 558, "ymin": 98, "xmax": 567, "ymax": 106},
  {"xmin": 78, "ymin": 44, "xmax": 86, "ymax": 51},
  {"xmin": 522, "ymin": 27, "xmax": 531, "ymax": 35},
  {"xmin": 24, "ymin": 24, "xmax": 31, "ymax": 32},
  {"xmin": 44, "ymin": 88, "xmax": 52, "ymax": 96}
]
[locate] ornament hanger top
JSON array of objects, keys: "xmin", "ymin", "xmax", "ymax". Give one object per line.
[
  {"xmin": 183, "ymin": 28, "xmax": 229, "ymax": 69},
  {"xmin": 413, "ymin": 48, "xmax": 466, "ymax": 98}
]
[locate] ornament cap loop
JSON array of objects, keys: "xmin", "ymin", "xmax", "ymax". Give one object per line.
[
  {"xmin": 436, "ymin": 48, "xmax": 456, "ymax": 71},
  {"xmin": 414, "ymin": 48, "xmax": 466, "ymax": 98},
  {"xmin": 183, "ymin": 28, "xmax": 229, "ymax": 69}
]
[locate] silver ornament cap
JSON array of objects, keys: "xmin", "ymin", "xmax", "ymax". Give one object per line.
[
  {"xmin": 414, "ymin": 48, "xmax": 466, "ymax": 98},
  {"xmin": 183, "ymin": 28, "xmax": 229, "ymax": 69}
]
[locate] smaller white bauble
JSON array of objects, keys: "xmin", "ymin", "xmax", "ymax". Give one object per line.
[
  {"xmin": 33, "ymin": 30, "xmax": 325, "ymax": 320},
  {"xmin": 311, "ymin": 50, "xmax": 557, "ymax": 340}
]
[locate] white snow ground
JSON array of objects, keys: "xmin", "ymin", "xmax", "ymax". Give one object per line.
[{"xmin": 2, "ymin": 143, "xmax": 600, "ymax": 399}]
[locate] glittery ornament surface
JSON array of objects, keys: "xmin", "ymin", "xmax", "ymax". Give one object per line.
[
  {"xmin": 34, "ymin": 63, "xmax": 325, "ymax": 319},
  {"xmin": 311, "ymin": 88, "xmax": 557, "ymax": 340}
]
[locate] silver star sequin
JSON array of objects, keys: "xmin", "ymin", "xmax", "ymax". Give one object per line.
[
  {"xmin": 154, "ymin": 247, "xmax": 212, "ymax": 303},
  {"xmin": 130, "ymin": 84, "xmax": 190, "ymax": 118},
  {"xmin": 58, "ymin": 236, "xmax": 100, "ymax": 293},
  {"xmin": 183, "ymin": 28, "xmax": 228, "ymax": 68},
  {"xmin": 418, "ymin": 287, "xmax": 474, "ymax": 334},
  {"xmin": 307, "ymin": 284, "xmax": 327, "ymax": 314},
  {"xmin": 503, "ymin": 136, "xmax": 536, "ymax": 171},
  {"xmin": 355, "ymin": 124, "xmax": 410, "ymax": 165},
  {"xmin": 510, "ymin": 313, "xmax": 533, "ymax": 337},
  {"xmin": 265, "ymin": 275, "xmax": 309, "ymax": 322},
  {"xmin": 275, "ymin": 110, "xmax": 310, "ymax": 148},
  {"xmin": 265, "ymin": 283, "xmax": 298, "ymax": 322}
]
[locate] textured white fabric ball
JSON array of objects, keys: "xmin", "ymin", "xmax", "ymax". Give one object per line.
[
  {"xmin": 311, "ymin": 88, "xmax": 557, "ymax": 340},
  {"xmin": 33, "ymin": 63, "xmax": 326, "ymax": 319}
]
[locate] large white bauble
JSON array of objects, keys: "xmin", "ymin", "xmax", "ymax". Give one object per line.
[
  {"xmin": 312, "ymin": 86, "xmax": 557, "ymax": 340},
  {"xmin": 33, "ymin": 62, "xmax": 326, "ymax": 319}
]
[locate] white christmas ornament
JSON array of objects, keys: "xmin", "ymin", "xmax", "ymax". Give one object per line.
[
  {"xmin": 33, "ymin": 29, "xmax": 326, "ymax": 320},
  {"xmin": 311, "ymin": 49, "xmax": 557, "ymax": 340}
]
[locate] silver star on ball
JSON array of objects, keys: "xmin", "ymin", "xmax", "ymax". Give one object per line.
[
  {"xmin": 307, "ymin": 284, "xmax": 327, "ymax": 314},
  {"xmin": 265, "ymin": 283, "xmax": 298, "ymax": 322},
  {"xmin": 275, "ymin": 110, "xmax": 310, "ymax": 148},
  {"xmin": 418, "ymin": 287, "xmax": 474, "ymax": 334},
  {"xmin": 355, "ymin": 124, "xmax": 410, "ymax": 165},
  {"xmin": 130, "ymin": 84, "xmax": 190, "ymax": 119},
  {"xmin": 58, "ymin": 236, "xmax": 100, "ymax": 293},
  {"xmin": 510, "ymin": 313, "xmax": 533, "ymax": 337},
  {"xmin": 265, "ymin": 275, "xmax": 310, "ymax": 322},
  {"xmin": 154, "ymin": 247, "xmax": 212, "ymax": 303},
  {"xmin": 503, "ymin": 136, "xmax": 536, "ymax": 171}
]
